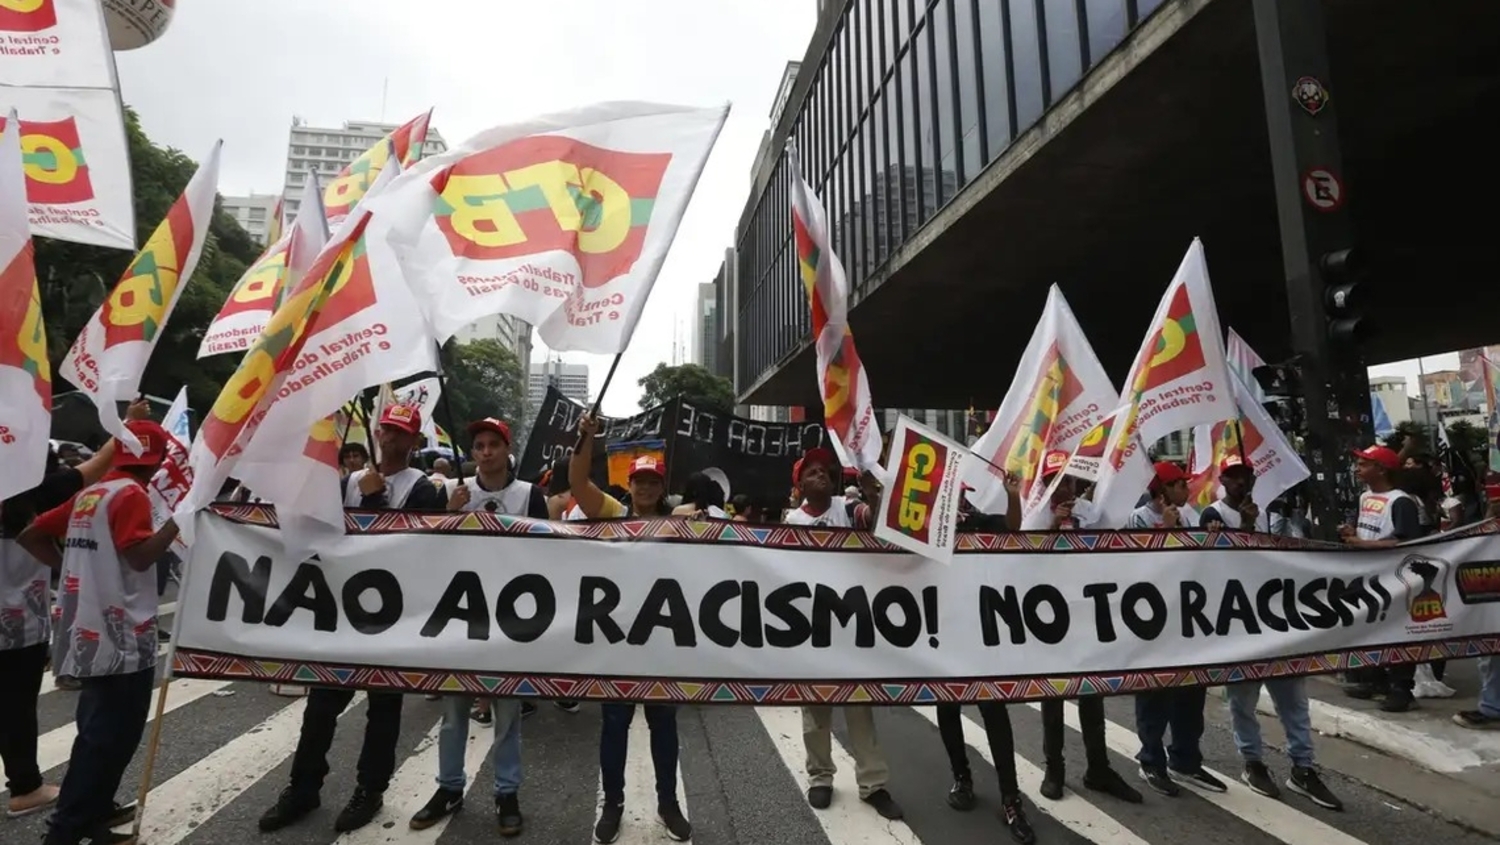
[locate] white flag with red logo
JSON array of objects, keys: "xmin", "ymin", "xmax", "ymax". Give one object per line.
[
  {"xmin": 0, "ymin": 111, "xmax": 52, "ymax": 502},
  {"xmin": 960, "ymin": 285, "xmax": 1116, "ymax": 515},
  {"xmin": 59, "ymin": 142, "xmax": 221, "ymax": 454},
  {"xmin": 367, "ymin": 101, "xmax": 729, "ymax": 354},
  {"xmin": 1188, "ymin": 378, "xmax": 1310, "ymax": 520},
  {"xmin": 198, "ymin": 174, "xmax": 329, "ymax": 358}
]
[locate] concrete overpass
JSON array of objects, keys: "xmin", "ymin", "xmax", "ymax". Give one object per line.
[{"xmin": 733, "ymin": 0, "xmax": 1500, "ymax": 410}]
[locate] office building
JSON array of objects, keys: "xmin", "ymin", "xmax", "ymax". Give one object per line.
[
  {"xmin": 692, "ymin": 282, "xmax": 718, "ymax": 374},
  {"xmin": 529, "ymin": 361, "xmax": 591, "ymax": 409},
  {"xmin": 282, "ymin": 117, "xmax": 447, "ymax": 219},
  {"xmin": 221, "ymin": 193, "xmax": 280, "ymax": 245}
]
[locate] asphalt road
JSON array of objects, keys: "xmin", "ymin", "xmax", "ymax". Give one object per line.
[{"xmin": 3, "ymin": 607, "xmax": 1485, "ymax": 844}]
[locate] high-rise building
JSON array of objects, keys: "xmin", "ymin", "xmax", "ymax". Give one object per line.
[
  {"xmin": 220, "ymin": 193, "xmax": 280, "ymax": 245},
  {"xmin": 692, "ymin": 282, "xmax": 718, "ymax": 374},
  {"xmin": 281, "ymin": 117, "xmax": 447, "ymax": 219},
  {"xmin": 529, "ymin": 361, "xmax": 590, "ymax": 409}
]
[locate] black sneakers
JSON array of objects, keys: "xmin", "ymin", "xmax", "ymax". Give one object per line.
[
  {"xmin": 334, "ymin": 785, "xmax": 383, "ymax": 833},
  {"xmin": 408, "ymin": 787, "xmax": 463, "ymax": 830},
  {"xmin": 806, "ymin": 785, "xmax": 832, "ymax": 809},
  {"xmin": 861, "ymin": 789, "xmax": 904, "ymax": 819},
  {"xmin": 658, "ymin": 802, "xmax": 692, "ymax": 841},
  {"xmin": 257, "ymin": 787, "xmax": 319, "ymax": 832},
  {"xmin": 1001, "ymin": 794, "xmax": 1037, "ymax": 844},
  {"xmin": 594, "ymin": 802, "xmax": 624, "ymax": 843},
  {"xmin": 103, "ymin": 801, "xmax": 138, "ymax": 829},
  {"xmin": 948, "ymin": 775, "xmax": 977, "ymax": 810},
  {"xmin": 1241, "ymin": 761, "xmax": 1281, "ymax": 798},
  {"xmin": 1171, "ymin": 766, "xmax": 1228, "ymax": 793},
  {"xmin": 1138, "ymin": 766, "xmax": 1180, "ymax": 797},
  {"xmin": 1039, "ymin": 764, "xmax": 1065, "ymax": 800},
  {"xmin": 555, "ymin": 700, "xmax": 582, "ymax": 714},
  {"xmin": 496, "ymin": 792, "xmax": 524, "ymax": 837},
  {"xmin": 1083, "ymin": 767, "xmax": 1143, "ymax": 803},
  {"xmin": 1288, "ymin": 766, "xmax": 1344, "ymax": 811}
]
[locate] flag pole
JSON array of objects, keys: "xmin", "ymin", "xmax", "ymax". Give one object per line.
[{"xmin": 433, "ymin": 342, "xmax": 466, "ymax": 484}]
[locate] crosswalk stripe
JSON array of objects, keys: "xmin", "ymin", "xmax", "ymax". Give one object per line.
[
  {"xmin": 754, "ymin": 706, "xmax": 925, "ymax": 844},
  {"xmin": 137, "ymin": 693, "xmax": 366, "ymax": 845},
  {"xmin": 909, "ymin": 705, "xmax": 1149, "ymax": 844},
  {"xmin": 1030, "ymin": 700, "xmax": 1371, "ymax": 845},
  {"xmin": 595, "ymin": 707, "xmax": 691, "ymax": 844}
]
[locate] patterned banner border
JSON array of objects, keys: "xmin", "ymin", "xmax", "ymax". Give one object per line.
[
  {"xmin": 206, "ymin": 503, "xmax": 1500, "ymax": 554},
  {"xmin": 173, "ymin": 636, "xmax": 1500, "ymax": 704}
]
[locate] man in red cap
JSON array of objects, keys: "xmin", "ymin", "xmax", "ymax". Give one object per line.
[
  {"xmin": 19, "ymin": 419, "xmax": 181, "ymax": 845},
  {"xmin": 1125, "ymin": 461, "xmax": 1197, "ymax": 530},
  {"xmin": 260, "ymin": 403, "xmax": 445, "ymax": 836},
  {"xmin": 1129, "ymin": 460, "xmax": 1225, "ymax": 797},
  {"xmin": 1199, "ymin": 456, "xmax": 1263, "ymax": 532},
  {"xmin": 409, "ymin": 416, "xmax": 550, "ymax": 837},
  {"xmin": 1339, "ymin": 444, "xmax": 1422, "ymax": 711},
  {"xmin": 782, "ymin": 447, "xmax": 903, "ymax": 822}
]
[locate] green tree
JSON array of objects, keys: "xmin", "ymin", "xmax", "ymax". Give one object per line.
[
  {"xmin": 1445, "ymin": 419, "xmax": 1489, "ymax": 468},
  {"xmin": 37, "ymin": 107, "xmax": 262, "ymax": 415},
  {"xmin": 1383, "ymin": 420, "xmax": 1431, "ymax": 453},
  {"xmin": 437, "ymin": 338, "xmax": 526, "ymax": 431},
  {"xmin": 637, "ymin": 362, "xmax": 735, "ymax": 413}
]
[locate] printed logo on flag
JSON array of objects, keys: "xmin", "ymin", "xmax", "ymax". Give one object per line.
[
  {"xmin": 302, "ymin": 415, "xmax": 342, "ymax": 469},
  {"xmin": 220, "ymin": 244, "xmax": 290, "ymax": 317},
  {"xmin": 0, "ymin": 241, "xmax": 51, "ymax": 405},
  {"xmin": 0, "ymin": 116, "xmax": 95, "ymax": 205},
  {"xmin": 989, "ymin": 347, "xmax": 1083, "ymax": 487},
  {"xmin": 887, "ymin": 428, "xmax": 951, "ymax": 545},
  {"xmin": 100, "ymin": 197, "xmax": 196, "ymax": 346},
  {"xmin": 324, "ymin": 140, "xmax": 393, "ymax": 220},
  {"xmin": 0, "ymin": 0, "xmax": 57, "ymax": 32},
  {"xmin": 431, "ymin": 136, "xmax": 673, "ymax": 289},
  {"xmin": 1128, "ymin": 285, "xmax": 1206, "ymax": 399},
  {"xmin": 199, "ymin": 225, "xmax": 379, "ymax": 460},
  {"xmin": 1455, "ymin": 560, "xmax": 1500, "ymax": 605}
]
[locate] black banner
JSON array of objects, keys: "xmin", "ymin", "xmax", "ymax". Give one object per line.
[{"xmin": 518, "ymin": 386, "xmax": 831, "ymax": 505}]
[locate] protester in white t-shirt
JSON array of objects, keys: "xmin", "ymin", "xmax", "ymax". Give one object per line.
[
  {"xmin": 1125, "ymin": 461, "xmax": 1197, "ymax": 529},
  {"xmin": 19, "ymin": 419, "xmax": 180, "ymax": 845}
]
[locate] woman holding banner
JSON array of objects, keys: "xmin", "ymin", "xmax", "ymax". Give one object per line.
[{"xmin": 570, "ymin": 414, "xmax": 692, "ymax": 844}]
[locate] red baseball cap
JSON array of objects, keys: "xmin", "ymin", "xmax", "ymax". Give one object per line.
[
  {"xmin": 628, "ymin": 455, "xmax": 665, "ymax": 480},
  {"xmin": 1352, "ymin": 445, "xmax": 1400, "ymax": 471},
  {"xmin": 467, "ymin": 417, "xmax": 511, "ymax": 444},
  {"xmin": 113, "ymin": 420, "xmax": 169, "ymax": 468},
  {"xmin": 1041, "ymin": 450, "xmax": 1070, "ymax": 479},
  {"xmin": 1152, "ymin": 461, "xmax": 1189, "ymax": 485},
  {"xmin": 793, "ymin": 446, "xmax": 837, "ymax": 484},
  {"xmin": 1219, "ymin": 454, "xmax": 1253, "ymax": 475},
  {"xmin": 378, "ymin": 404, "xmax": 422, "ymax": 435}
]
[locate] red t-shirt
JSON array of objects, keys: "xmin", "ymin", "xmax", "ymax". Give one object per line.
[{"xmin": 32, "ymin": 470, "xmax": 155, "ymax": 551}]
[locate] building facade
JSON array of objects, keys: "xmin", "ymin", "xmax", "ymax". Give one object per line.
[
  {"xmin": 220, "ymin": 193, "xmax": 280, "ymax": 245},
  {"xmin": 529, "ymin": 361, "xmax": 591, "ymax": 409},
  {"xmin": 282, "ymin": 118, "xmax": 447, "ymax": 219},
  {"xmin": 692, "ymin": 282, "xmax": 719, "ymax": 374}
]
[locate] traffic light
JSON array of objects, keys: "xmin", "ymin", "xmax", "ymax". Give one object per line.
[
  {"xmin": 1252, "ymin": 362, "xmax": 1306, "ymax": 433},
  {"xmin": 1320, "ymin": 247, "xmax": 1367, "ymax": 344}
]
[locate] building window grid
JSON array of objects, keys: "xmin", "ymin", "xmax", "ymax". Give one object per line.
[{"xmin": 736, "ymin": 0, "xmax": 1148, "ymax": 391}]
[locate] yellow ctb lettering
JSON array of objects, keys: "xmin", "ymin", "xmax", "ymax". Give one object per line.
[
  {"xmin": 233, "ymin": 253, "xmax": 287, "ymax": 304},
  {"xmin": 22, "ymin": 134, "xmax": 78, "ymax": 185},
  {"xmin": 212, "ymin": 346, "xmax": 276, "ymax": 426},
  {"xmin": 20, "ymin": 281, "xmax": 48, "ymax": 382},
  {"xmin": 0, "ymin": 0, "xmax": 46, "ymax": 13},
  {"xmin": 898, "ymin": 443, "xmax": 938, "ymax": 531},
  {"xmin": 441, "ymin": 160, "xmax": 634, "ymax": 254}
]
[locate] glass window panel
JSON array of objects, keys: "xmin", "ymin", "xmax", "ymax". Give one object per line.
[
  {"xmin": 899, "ymin": 59, "xmax": 918, "ymax": 240},
  {"xmin": 1137, "ymin": 0, "xmax": 1165, "ymax": 20},
  {"xmin": 1008, "ymin": 0, "xmax": 1045, "ymax": 130},
  {"xmin": 851, "ymin": 3, "xmax": 864, "ymax": 115},
  {"xmin": 954, "ymin": 0, "xmax": 982, "ymax": 181},
  {"xmin": 872, "ymin": 89, "xmax": 891, "ymax": 263},
  {"xmin": 933, "ymin": 0, "xmax": 959, "ymax": 199},
  {"xmin": 861, "ymin": 113, "xmax": 877, "ymax": 272},
  {"xmin": 895, "ymin": 0, "xmax": 912, "ymax": 53},
  {"xmin": 1044, "ymin": 0, "xmax": 1083, "ymax": 99},
  {"xmin": 977, "ymin": 0, "xmax": 1012, "ymax": 159},
  {"xmin": 1084, "ymin": 0, "xmax": 1127, "ymax": 64},
  {"xmin": 914, "ymin": 22, "xmax": 935, "ymax": 223}
]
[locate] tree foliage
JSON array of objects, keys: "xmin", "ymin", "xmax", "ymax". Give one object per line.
[
  {"xmin": 437, "ymin": 338, "xmax": 526, "ymax": 432},
  {"xmin": 637, "ymin": 363, "xmax": 735, "ymax": 413},
  {"xmin": 1382, "ymin": 420, "xmax": 1430, "ymax": 452},
  {"xmin": 1446, "ymin": 419, "xmax": 1489, "ymax": 467},
  {"xmin": 37, "ymin": 107, "xmax": 262, "ymax": 415}
]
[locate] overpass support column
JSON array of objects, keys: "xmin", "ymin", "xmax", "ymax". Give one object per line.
[{"xmin": 1252, "ymin": 0, "xmax": 1373, "ymax": 539}]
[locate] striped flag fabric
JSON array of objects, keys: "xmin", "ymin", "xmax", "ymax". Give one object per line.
[{"xmin": 0, "ymin": 110, "xmax": 51, "ymax": 501}]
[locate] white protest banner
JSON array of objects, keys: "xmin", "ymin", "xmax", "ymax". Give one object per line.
[
  {"xmin": 875, "ymin": 415, "xmax": 964, "ymax": 563},
  {"xmin": 147, "ymin": 429, "xmax": 191, "ymax": 554},
  {"xmin": 174, "ymin": 507, "xmax": 1500, "ymax": 704},
  {"xmin": 59, "ymin": 141, "xmax": 221, "ymax": 453},
  {"xmin": 370, "ymin": 101, "xmax": 729, "ymax": 354},
  {"xmin": 0, "ymin": 0, "xmax": 114, "ymax": 87},
  {"xmin": 0, "ymin": 87, "xmax": 134, "ymax": 249}
]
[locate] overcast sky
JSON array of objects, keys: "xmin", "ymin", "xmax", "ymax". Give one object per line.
[{"xmin": 113, "ymin": 0, "xmax": 816, "ymax": 416}]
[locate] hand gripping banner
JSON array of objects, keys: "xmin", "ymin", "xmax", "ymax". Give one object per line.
[{"xmin": 172, "ymin": 507, "xmax": 1500, "ymax": 705}]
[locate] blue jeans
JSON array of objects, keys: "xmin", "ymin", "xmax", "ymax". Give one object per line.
[
  {"xmin": 1226, "ymin": 678, "xmax": 1315, "ymax": 768},
  {"xmin": 48, "ymin": 668, "xmax": 154, "ymax": 843},
  {"xmin": 438, "ymin": 697, "xmax": 522, "ymax": 796},
  {"xmin": 1135, "ymin": 687, "xmax": 1206, "ymax": 772},
  {"xmin": 599, "ymin": 703, "xmax": 678, "ymax": 807},
  {"xmin": 1478, "ymin": 657, "xmax": 1500, "ymax": 718}
]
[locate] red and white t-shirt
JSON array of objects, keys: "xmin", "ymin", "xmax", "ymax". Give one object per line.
[
  {"xmin": 33, "ymin": 473, "xmax": 159, "ymax": 678},
  {"xmin": 783, "ymin": 496, "xmax": 871, "ymax": 529}
]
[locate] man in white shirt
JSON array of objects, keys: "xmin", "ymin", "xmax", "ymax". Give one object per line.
[
  {"xmin": 1126, "ymin": 461, "xmax": 1197, "ymax": 530},
  {"xmin": 783, "ymin": 448, "xmax": 902, "ymax": 821}
]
